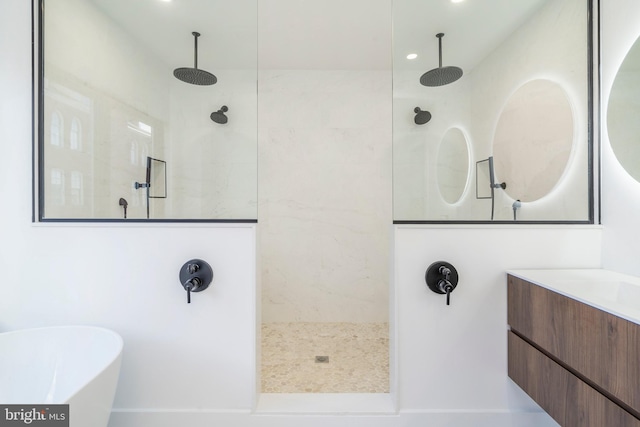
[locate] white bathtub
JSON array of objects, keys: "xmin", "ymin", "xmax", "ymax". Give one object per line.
[{"xmin": 0, "ymin": 325, "xmax": 123, "ymax": 427}]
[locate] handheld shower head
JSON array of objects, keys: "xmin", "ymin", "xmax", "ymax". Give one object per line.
[{"xmin": 118, "ymin": 197, "xmax": 128, "ymax": 219}]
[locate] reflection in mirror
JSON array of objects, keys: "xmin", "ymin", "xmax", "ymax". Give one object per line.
[
  {"xmin": 476, "ymin": 159, "xmax": 492, "ymax": 200},
  {"xmin": 475, "ymin": 157, "xmax": 508, "ymax": 220},
  {"xmin": 437, "ymin": 128, "xmax": 469, "ymax": 204},
  {"xmin": 39, "ymin": 0, "xmax": 258, "ymax": 221},
  {"xmin": 393, "ymin": 0, "xmax": 592, "ymax": 222},
  {"xmin": 148, "ymin": 158, "xmax": 167, "ymax": 199},
  {"xmin": 608, "ymin": 35, "xmax": 640, "ymax": 182},
  {"xmin": 132, "ymin": 156, "xmax": 167, "ymax": 219},
  {"xmin": 493, "ymin": 79, "xmax": 574, "ymax": 203}
]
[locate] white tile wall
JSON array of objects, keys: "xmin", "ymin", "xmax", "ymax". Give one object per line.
[{"xmin": 258, "ymin": 70, "xmax": 392, "ymax": 323}]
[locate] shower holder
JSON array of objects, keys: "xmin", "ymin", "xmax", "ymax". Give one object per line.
[
  {"xmin": 425, "ymin": 261, "xmax": 459, "ymax": 306},
  {"xmin": 179, "ymin": 259, "xmax": 213, "ymax": 304}
]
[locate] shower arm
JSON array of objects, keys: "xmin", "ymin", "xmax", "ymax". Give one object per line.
[
  {"xmin": 438, "ymin": 34, "xmax": 443, "ymax": 68},
  {"xmin": 193, "ymin": 32, "xmax": 199, "ymax": 69}
]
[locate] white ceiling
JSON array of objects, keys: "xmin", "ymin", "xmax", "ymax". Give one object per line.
[
  {"xmin": 394, "ymin": 0, "xmax": 549, "ymax": 73},
  {"xmin": 88, "ymin": 0, "xmax": 549, "ymax": 71}
]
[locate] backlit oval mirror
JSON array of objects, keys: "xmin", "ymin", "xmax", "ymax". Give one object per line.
[
  {"xmin": 437, "ymin": 128, "xmax": 469, "ymax": 204},
  {"xmin": 492, "ymin": 79, "xmax": 574, "ymax": 202},
  {"xmin": 608, "ymin": 35, "xmax": 640, "ymax": 182}
]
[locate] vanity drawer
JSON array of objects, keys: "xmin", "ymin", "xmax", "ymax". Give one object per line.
[
  {"xmin": 508, "ymin": 331, "xmax": 640, "ymax": 427},
  {"xmin": 507, "ymin": 274, "xmax": 640, "ymax": 416}
]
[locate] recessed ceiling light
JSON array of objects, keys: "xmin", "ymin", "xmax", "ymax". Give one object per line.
[
  {"xmin": 451, "ymin": 0, "xmax": 464, "ymax": 3},
  {"xmin": 406, "ymin": 53, "xmax": 418, "ymax": 60}
]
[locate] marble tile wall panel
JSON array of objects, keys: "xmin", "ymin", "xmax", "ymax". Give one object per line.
[{"xmin": 259, "ymin": 70, "xmax": 391, "ymax": 323}]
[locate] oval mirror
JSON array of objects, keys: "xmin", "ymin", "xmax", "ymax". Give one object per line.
[
  {"xmin": 492, "ymin": 79, "xmax": 574, "ymax": 202},
  {"xmin": 437, "ymin": 127, "xmax": 469, "ymax": 204},
  {"xmin": 608, "ymin": 35, "xmax": 640, "ymax": 182}
]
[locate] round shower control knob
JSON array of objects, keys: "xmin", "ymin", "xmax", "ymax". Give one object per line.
[
  {"xmin": 179, "ymin": 259, "xmax": 213, "ymax": 304},
  {"xmin": 425, "ymin": 261, "xmax": 459, "ymax": 306}
]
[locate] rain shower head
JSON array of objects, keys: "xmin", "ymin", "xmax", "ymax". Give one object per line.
[
  {"xmin": 420, "ymin": 33, "xmax": 463, "ymax": 87},
  {"xmin": 173, "ymin": 32, "xmax": 218, "ymax": 86},
  {"xmin": 414, "ymin": 107, "xmax": 432, "ymax": 125},
  {"xmin": 210, "ymin": 105, "xmax": 228, "ymax": 124}
]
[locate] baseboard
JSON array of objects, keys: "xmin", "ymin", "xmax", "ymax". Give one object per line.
[{"xmin": 108, "ymin": 409, "xmax": 557, "ymax": 427}]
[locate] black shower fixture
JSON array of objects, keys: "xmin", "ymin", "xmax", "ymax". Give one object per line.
[
  {"xmin": 420, "ymin": 33, "xmax": 463, "ymax": 87},
  {"xmin": 173, "ymin": 32, "xmax": 217, "ymax": 86},
  {"xmin": 118, "ymin": 197, "xmax": 128, "ymax": 219},
  {"xmin": 210, "ymin": 106, "xmax": 228, "ymax": 124},
  {"xmin": 414, "ymin": 107, "xmax": 432, "ymax": 125}
]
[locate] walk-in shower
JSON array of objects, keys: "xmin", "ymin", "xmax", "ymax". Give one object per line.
[{"xmin": 259, "ymin": 67, "xmax": 391, "ymax": 394}]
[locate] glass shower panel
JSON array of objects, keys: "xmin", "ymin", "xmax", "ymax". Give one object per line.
[
  {"xmin": 39, "ymin": 0, "xmax": 258, "ymax": 221},
  {"xmin": 392, "ymin": 0, "xmax": 593, "ymax": 222}
]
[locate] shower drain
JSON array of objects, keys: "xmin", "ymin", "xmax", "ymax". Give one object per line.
[{"xmin": 315, "ymin": 355, "xmax": 329, "ymax": 363}]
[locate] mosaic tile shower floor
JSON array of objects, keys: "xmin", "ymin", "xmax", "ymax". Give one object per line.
[{"xmin": 261, "ymin": 322, "xmax": 389, "ymax": 393}]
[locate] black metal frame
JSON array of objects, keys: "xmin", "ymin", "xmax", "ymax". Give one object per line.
[
  {"xmin": 147, "ymin": 156, "xmax": 167, "ymax": 199},
  {"xmin": 475, "ymin": 158, "xmax": 492, "ymax": 200},
  {"xmin": 32, "ymin": 0, "xmax": 599, "ymax": 225}
]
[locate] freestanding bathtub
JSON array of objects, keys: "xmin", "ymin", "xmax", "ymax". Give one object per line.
[{"xmin": 0, "ymin": 325, "xmax": 123, "ymax": 427}]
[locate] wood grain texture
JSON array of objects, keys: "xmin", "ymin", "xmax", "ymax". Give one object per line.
[
  {"xmin": 629, "ymin": 322, "xmax": 640, "ymax": 412},
  {"xmin": 508, "ymin": 331, "xmax": 640, "ymax": 427},
  {"xmin": 507, "ymin": 274, "xmax": 640, "ymax": 416}
]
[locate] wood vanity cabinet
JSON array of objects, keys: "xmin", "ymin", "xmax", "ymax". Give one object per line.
[{"xmin": 507, "ymin": 274, "xmax": 640, "ymax": 427}]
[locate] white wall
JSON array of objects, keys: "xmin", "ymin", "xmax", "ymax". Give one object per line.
[
  {"xmin": 258, "ymin": 70, "xmax": 391, "ymax": 323},
  {"xmin": 394, "ymin": 225, "xmax": 600, "ymax": 417},
  {"xmin": 600, "ymin": 0, "xmax": 640, "ymax": 277}
]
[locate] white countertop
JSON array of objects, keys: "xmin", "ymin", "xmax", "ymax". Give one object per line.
[{"xmin": 507, "ymin": 269, "xmax": 640, "ymax": 326}]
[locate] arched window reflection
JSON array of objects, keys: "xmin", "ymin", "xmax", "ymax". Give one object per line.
[
  {"xmin": 130, "ymin": 140, "xmax": 138, "ymax": 165},
  {"xmin": 50, "ymin": 111, "xmax": 63, "ymax": 147},
  {"xmin": 141, "ymin": 145, "xmax": 149, "ymax": 166},
  {"xmin": 70, "ymin": 118, "xmax": 81, "ymax": 150},
  {"xmin": 131, "ymin": 180, "xmax": 141, "ymax": 207},
  {"xmin": 50, "ymin": 168, "xmax": 65, "ymax": 205},
  {"xmin": 70, "ymin": 171, "xmax": 83, "ymax": 205}
]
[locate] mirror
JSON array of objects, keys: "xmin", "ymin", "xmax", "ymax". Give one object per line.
[
  {"xmin": 608, "ymin": 34, "xmax": 640, "ymax": 182},
  {"xmin": 476, "ymin": 158, "xmax": 493, "ymax": 200},
  {"xmin": 493, "ymin": 79, "xmax": 574, "ymax": 202},
  {"xmin": 38, "ymin": 0, "xmax": 258, "ymax": 221},
  {"xmin": 437, "ymin": 127, "xmax": 469, "ymax": 204},
  {"xmin": 392, "ymin": 0, "xmax": 593, "ymax": 222},
  {"xmin": 147, "ymin": 158, "xmax": 167, "ymax": 199}
]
